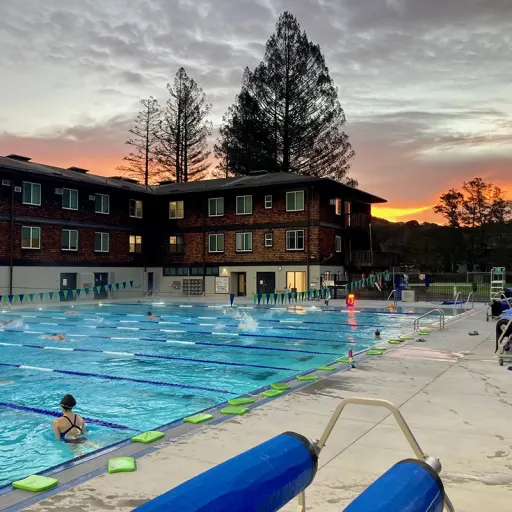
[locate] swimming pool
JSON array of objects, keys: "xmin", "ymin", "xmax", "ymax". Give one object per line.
[{"xmin": 0, "ymin": 302, "xmax": 452, "ymax": 487}]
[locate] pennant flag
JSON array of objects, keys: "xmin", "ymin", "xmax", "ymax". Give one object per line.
[
  {"xmin": 273, "ymin": 293, "xmax": 278, "ymax": 304},
  {"xmin": 8, "ymin": 295, "xmax": 13, "ymax": 303},
  {"xmin": 0, "ymin": 295, "xmax": 2, "ymax": 304},
  {"xmin": 39, "ymin": 292, "xmax": 44, "ymax": 301},
  {"xmin": 108, "ymin": 284, "xmax": 113, "ymax": 292},
  {"xmin": 71, "ymin": 290, "xmax": 77, "ymax": 298},
  {"xmin": 29, "ymin": 294, "xmax": 34, "ymax": 302},
  {"xmin": 58, "ymin": 291, "xmax": 65, "ymax": 300},
  {"xmin": 49, "ymin": 292, "xmax": 54, "ymax": 300},
  {"xmin": 287, "ymin": 292, "xmax": 292, "ymax": 303},
  {"xmin": 266, "ymin": 293, "xmax": 270, "ymax": 305},
  {"xmin": 84, "ymin": 288, "xmax": 90, "ymax": 296},
  {"xmin": 253, "ymin": 293, "xmax": 257, "ymax": 305},
  {"xmin": 307, "ymin": 290, "xmax": 311, "ymax": 300},
  {"xmin": 100, "ymin": 285, "xmax": 106, "ymax": 293},
  {"xmin": 134, "ymin": 280, "xmax": 139, "ymax": 287},
  {"xmin": 293, "ymin": 292, "xmax": 297, "ymax": 302},
  {"xmin": 129, "ymin": 281, "xmax": 134, "ymax": 288},
  {"xmin": 122, "ymin": 282, "xmax": 127, "ymax": 289},
  {"xmin": 229, "ymin": 293, "xmax": 235, "ymax": 306},
  {"xmin": 257, "ymin": 293, "xmax": 262, "ymax": 305},
  {"xmin": 76, "ymin": 289, "xmax": 81, "ymax": 297},
  {"xmin": 19, "ymin": 294, "xmax": 24, "ymax": 303},
  {"xmin": 281, "ymin": 293, "xmax": 285, "ymax": 304},
  {"xmin": 115, "ymin": 283, "xmax": 120, "ymax": 290}
]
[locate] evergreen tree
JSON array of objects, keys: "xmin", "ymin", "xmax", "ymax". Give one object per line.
[
  {"xmin": 117, "ymin": 97, "xmax": 161, "ymax": 185},
  {"xmin": 157, "ymin": 68, "xmax": 212, "ymax": 182},
  {"xmin": 215, "ymin": 11, "xmax": 356, "ymax": 184}
]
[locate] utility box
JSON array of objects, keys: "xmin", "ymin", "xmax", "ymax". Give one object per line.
[{"xmin": 402, "ymin": 290, "xmax": 416, "ymax": 302}]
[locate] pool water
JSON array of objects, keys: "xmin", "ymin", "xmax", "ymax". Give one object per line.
[{"xmin": 0, "ymin": 302, "xmax": 450, "ymax": 487}]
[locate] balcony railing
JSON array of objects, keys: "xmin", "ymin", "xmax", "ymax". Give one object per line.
[
  {"xmin": 343, "ymin": 213, "xmax": 370, "ymax": 229},
  {"xmin": 350, "ymin": 250, "xmax": 400, "ymax": 267}
]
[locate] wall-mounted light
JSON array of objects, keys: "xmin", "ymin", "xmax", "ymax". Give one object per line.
[{"xmin": 221, "ymin": 268, "xmax": 229, "ymax": 276}]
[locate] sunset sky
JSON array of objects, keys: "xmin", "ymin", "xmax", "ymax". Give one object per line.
[{"xmin": 1, "ymin": 0, "xmax": 511, "ymax": 223}]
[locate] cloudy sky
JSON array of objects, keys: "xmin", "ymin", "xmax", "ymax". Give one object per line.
[{"xmin": 1, "ymin": 0, "xmax": 511, "ymax": 222}]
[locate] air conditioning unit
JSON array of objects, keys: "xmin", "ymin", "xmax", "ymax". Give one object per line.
[
  {"xmin": 14, "ymin": 186, "xmax": 22, "ymax": 193},
  {"xmin": 1, "ymin": 180, "xmax": 11, "ymax": 186},
  {"xmin": 55, "ymin": 188, "xmax": 63, "ymax": 195},
  {"xmin": 329, "ymin": 199, "xmax": 336, "ymax": 205},
  {"xmin": 89, "ymin": 195, "xmax": 95, "ymax": 201}
]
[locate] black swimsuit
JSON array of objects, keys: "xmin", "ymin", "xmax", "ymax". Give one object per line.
[{"xmin": 60, "ymin": 414, "xmax": 86, "ymax": 444}]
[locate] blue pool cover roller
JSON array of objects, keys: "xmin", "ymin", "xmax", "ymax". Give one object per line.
[
  {"xmin": 134, "ymin": 432, "xmax": 318, "ymax": 512},
  {"xmin": 343, "ymin": 459, "xmax": 445, "ymax": 512}
]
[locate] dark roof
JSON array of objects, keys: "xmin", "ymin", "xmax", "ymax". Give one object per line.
[
  {"xmin": 155, "ymin": 172, "xmax": 387, "ymax": 204},
  {"xmin": 0, "ymin": 155, "xmax": 386, "ymax": 203},
  {"xmin": 0, "ymin": 156, "xmax": 149, "ymax": 193}
]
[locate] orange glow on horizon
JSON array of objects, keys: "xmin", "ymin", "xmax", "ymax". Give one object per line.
[{"xmin": 372, "ymin": 205, "xmax": 435, "ymax": 223}]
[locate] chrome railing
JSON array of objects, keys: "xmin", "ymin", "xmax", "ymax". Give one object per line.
[
  {"xmin": 465, "ymin": 292, "xmax": 474, "ymax": 310},
  {"xmin": 413, "ymin": 308, "xmax": 445, "ymax": 331}
]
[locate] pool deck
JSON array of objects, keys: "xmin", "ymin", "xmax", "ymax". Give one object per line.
[{"xmin": 2, "ymin": 301, "xmax": 511, "ymax": 511}]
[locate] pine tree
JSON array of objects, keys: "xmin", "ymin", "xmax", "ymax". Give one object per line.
[
  {"xmin": 157, "ymin": 68, "xmax": 212, "ymax": 182},
  {"xmin": 215, "ymin": 12, "xmax": 356, "ymax": 184},
  {"xmin": 117, "ymin": 97, "xmax": 162, "ymax": 186}
]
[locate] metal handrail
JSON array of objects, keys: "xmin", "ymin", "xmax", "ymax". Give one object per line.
[
  {"xmin": 387, "ymin": 289, "xmax": 396, "ymax": 301},
  {"xmin": 453, "ymin": 292, "xmax": 461, "ymax": 311},
  {"xmin": 465, "ymin": 292, "xmax": 474, "ymax": 310},
  {"xmin": 413, "ymin": 308, "xmax": 445, "ymax": 331}
]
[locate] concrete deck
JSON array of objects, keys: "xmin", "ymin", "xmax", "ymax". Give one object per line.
[{"xmin": 5, "ymin": 304, "xmax": 512, "ymax": 511}]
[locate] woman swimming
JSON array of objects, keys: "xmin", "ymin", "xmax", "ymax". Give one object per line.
[
  {"xmin": 52, "ymin": 394, "xmax": 87, "ymax": 443},
  {"xmin": 146, "ymin": 311, "xmax": 161, "ymax": 320},
  {"xmin": 43, "ymin": 333, "xmax": 66, "ymax": 341},
  {"xmin": 374, "ymin": 329, "xmax": 381, "ymax": 340}
]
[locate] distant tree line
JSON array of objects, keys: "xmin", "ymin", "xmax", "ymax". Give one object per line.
[
  {"xmin": 118, "ymin": 11, "xmax": 356, "ymax": 186},
  {"xmin": 372, "ymin": 177, "xmax": 512, "ymax": 271}
]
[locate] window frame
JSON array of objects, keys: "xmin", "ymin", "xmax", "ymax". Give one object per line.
[
  {"xmin": 95, "ymin": 193, "xmax": 110, "ymax": 215},
  {"xmin": 62, "ymin": 188, "xmax": 79, "ymax": 210},
  {"xmin": 169, "ymin": 235, "xmax": 185, "ymax": 253},
  {"xmin": 264, "ymin": 232, "xmax": 273, "ymax": 248},
  {"xmin": 21, "ymin": 226, "xmax": 41, "ymax": 249},
  {"xmin": 129, "ymin": 199, "xmax": 143, "ymax": 219},
  {"xmin": 286, "ymin": 229, "xmax": 305, "ymax": 251},
  {"xmin": 94, "ymin": 232, "xmax": 110, "ymax": 253},
  {"xmin": 334, "ymin": 198, "xmax": 342, "ymax": 216},
  {"xmin": 264, "ymin": 195, "xmax": 272, "ymax": 209},
  {"xmin": 236, "ymin": 232, "xmax": 253, "ymax": 252},
  {"xmin": 208, "ymin": 233, "xmax": 225, "ymax": 253},
  {"xmin": 208, "ymin": 197, "xmax": 224, "ymax": 217},
  {"xmin": 335, "ymin": 235, "xmax": 342, "ymax": 253},
  {"xmin": 61, "ymin": 229, "xmax": 79, "ymax": 251},
  {"xmin": 236, "ymin": 195, "xmax": 253, "ymax": 216},
  {"xmin": 169, "ymin": 200, "xmax": 184, "ymax": 219},
  {"xmin": 129, "ymin": 234, "xmax": 143, "ymax": 254},
  {"xmin": 22, "ymin": 182, "xmax": 41, "ymax": 206},
  {"xmin": 286, "ymin": 190, "xmax": 305, "ymax": 212}
]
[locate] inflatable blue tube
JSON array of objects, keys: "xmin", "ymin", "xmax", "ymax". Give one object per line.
[
  {"xmin": 134, "ymin": 432, "xmax": 318, "ymax": 512},
  {"xmin": 343, "ymin": 459, "xmax": 444, "ymax": 512}
]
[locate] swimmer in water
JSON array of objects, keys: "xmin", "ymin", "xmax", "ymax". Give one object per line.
[
  {"xmin": 0, "ymin": 318, "xmax": 19, "ymax": 327},
  {"xmin": 146, "ymin": 311, "xmax": 161, "ymax": 320},
  {"xmin": 374, "ymin": 329, "xmax": 381, "ymax": 340},
  {"xmin": 43, "ymin": 333, "xmax": 66, "ymax": 341},
  {"xmin": 64, "ymin": 310, "xmax": 78, "ymax": 315},
  {"xmin": 53, "ymin": 394, "xmax": 87, "ymax": 443}
]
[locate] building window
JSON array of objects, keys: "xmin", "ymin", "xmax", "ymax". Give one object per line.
[
  {"xmin": 345, "ymin": 201, "xmax": 351, "ymax": 227},
  {"xmin": 22, "ymin": 182, "xmax": 41, "ymax": 206},
  {"xmin": 169, "ymin": 200, "xmax": 184, "ymax": 219},
  {"xmin": 236, "ymin": 195, "xmax": 252, "ymax": 215},
  {"xmin": 208, "ymin": 197, "xmax": 224, "ymax": 217},
  {"xmin": 286, "ymin": 271, "xmax": 307, "ymax": 293},
  {"xmin": 94, "ymin": 232, "xmax": 109, "ymax": 252},
  {"xmin": 286, "ymin": 190, "xmax": 304, "ymax": 212},
  {"xmin": 265, "ymin": 195, "xmax": 272, "ymax": 209},
  {"xmin": 61, "ymin": 229, "xmax": 78, "ymax": 251},
  {"xmin": 21, "ymin": 226, "xmax": 40, "ymax": 249},
  {"xmin": 130, "ymin": 199, "xmax": 143, "ymax": 218},
  {"xmin": 335, "ymin": 198, "xmax": 342, "ymax": 215},
  {"xmin": 264, "ymin": 232, "xmax": 273, "ymax": 247},
  {"xmin": 335, "ymin": 236, "xmax": 342, "ymax": 253},
  {"xmin": 286, "ymin": 230, "xmax": 305, "ymax": 251},
  {"xmin": 95, "ymin": 194, "xmax": 110, "ymax": 214},
  {"xmin": 236, "ymin": 232, "xmax": 253, "ymax": 252},
  {"xmin": 209, "ymin": 234, "xmax": 225, "ymax": 253},
  {"xmin": 129, "ymin": 235, "xmax": 142, "ymax": 253},
  {"xmin": 62, "ymin": 189, "xmax": 78, "ymax": 210},
  {"xmin": 169, "ymin": 235, "xmax": 184, "ymax": 253}
]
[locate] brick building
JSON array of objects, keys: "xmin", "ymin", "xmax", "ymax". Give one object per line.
[{"xmin": 0, "ymin": 154, "xmax": 392, "ymax": 298}]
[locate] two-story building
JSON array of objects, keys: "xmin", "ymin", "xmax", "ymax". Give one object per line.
[{"xmin": 0, "ymin": 154, "xmax": 390, "ymax": 299}]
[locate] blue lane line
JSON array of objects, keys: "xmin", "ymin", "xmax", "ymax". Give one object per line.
[
  {"xmin": 187, "ymin": 341, "xmax": 337, "ymax": 356},
  {"xmin": 0, "ymin": 363, "xmax": 235, "ymax": 395},
  {"xmin": 0, "ymin": 341, "xmax": 299, "ymax": 372}
]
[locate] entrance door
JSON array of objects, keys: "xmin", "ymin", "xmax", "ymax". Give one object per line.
[
  {"xmin": 94, "ymin": 272, "xmax": 109, "ymax": 300},
  {"xmin": 237, "ymin": 272, "xmax": 247, "ymax": 297},
  {"xmin": 60, "ymin": 273, "xmax": 77, "ymax": 302},
  {"xmin": 257, "ymin": 272, "xmax": 275, "ymax": 295},
  {"xmin": 147, "ymin": 272, "xmax": 154, "ymax": 294}
]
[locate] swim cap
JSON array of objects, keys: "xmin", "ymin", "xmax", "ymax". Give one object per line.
[
  {"xmin": 60, "ymin": 394, "xmax": 77, "ymax": 409},
  {"xmin": 147, "ymin": 311, "xmax": 152, "ymax": 315}
]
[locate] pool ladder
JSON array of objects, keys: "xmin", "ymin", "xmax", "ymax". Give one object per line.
[{"xmin": 413, "ymin": 308, "xmax": 445, "ymax": 331}]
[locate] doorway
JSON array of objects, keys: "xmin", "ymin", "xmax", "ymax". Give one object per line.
[
  {"xmin": 147, "ymin": 272, "xmax": 154, "ymax": 294},
  {"xmin": 237, "ymin": 272, "xmax": 247, "ymax": 296},
  {"xmin": 60, "ymin": 273, "xmax": 77, "ymax": 302},
  {"xmin": 94, "ymin": 272, "xmax": 109, "ymax": 300},
  {"xmin": 256, "ymin": 272, "xmax": 275, "ymax": 295}
]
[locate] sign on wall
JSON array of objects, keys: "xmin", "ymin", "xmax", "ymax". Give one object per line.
[{"xmin": 215, "ymin": 276, "xmax": 230, "ymax": 294}]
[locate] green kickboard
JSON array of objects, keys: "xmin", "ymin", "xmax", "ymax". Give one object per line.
[
  {"xmin": 400, "ymin": 337, "xmax": 414, "ymax": 340},
  {"xmin": 336, "ymin": 357, "xmax": 350, "ymax": 363},
  {"xmin": 221, "ymin": 406, "xmax": 249, "ymax": 415},
  {"xmin": 419, "ymin": 332, "xmax": 431, "ymax": 335},
  {"xmin": 297, "ymin": 375, "xmax": 319, "ymax": 381},
  {"xmin": 261, "ymin": 389, "xmax": 283, "ymax": 398},
  {"xmin": 228, "ymin": 397, "xmax": 256, "ymax": 406},
  {"xmin": 12, "ymin": 475, "xmax": 58, "ymax": 492},
  {"xmin": 388, "ymin": 340, "xmax": 402, "ymax": 344},
  {"xmin": 108, "ymin": 457, "xmax": 136, "ymax": 474},
  {"xmin": 131, "ymin": 431, "xmax": 165, "ymax": 444},
  {"xmin": 317, "ymin": 366, "xmax": 336, "ymax": 371},
  {"xmin": 367, "ymin": 350, "xmax": 383, "ymax": 356},
  {"xmin": 372, "ymin": 347, "xmax": 386, "ymax": 351},
  {"xmin": 183, "ymin": 413, "xmax": 214, "ymax": 424},
  {"xmin": 271, "ymin": 383, "xmax": 291, "ymax": 391}
]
